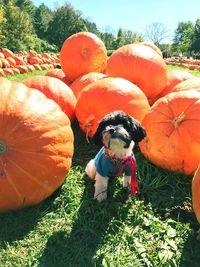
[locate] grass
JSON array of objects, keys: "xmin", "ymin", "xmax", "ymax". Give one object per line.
[
  {"xmin": 4, "ymin": 69, "xmax": 49, "ymax": 82},
  {"xmin": 167, "ymin": 64, "xmax": 200, "ymax": 77},
  {"xmin": 0, "ymin": 67, "xmax": 200, "ymax": 266}
]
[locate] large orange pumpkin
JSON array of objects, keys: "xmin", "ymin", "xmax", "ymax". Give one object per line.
[
  {"xmin": 60, "ymin": 32, "xmax": 107, "ymax": 82},
  {"xmin": 70, "ymin": 72, "xmax": 107, "ymax": 98},
  {"xmin": 22, "ymin": 75, "xmax": 76, "ymax": 121},
  {"xmin": 192, "ymin": 164, "xmax": 200, "ymax": 223},
  {"xmin": 140, "ymin": 41, "xmax": 163, "ymax": 57},
  {"xmin": 106, "ymin": 43, "xmax": 167, "ymax": 104},
  {"xmin": 75, "ymin": 77, "xmax": 150, "ymax": 137},
  {"xmin": 173, "ymin": 77, "xmax": 200, "ymax": 92},
  {"xmin": 45, "ymin": 68, "xmax": 71, "ymax": 86},
  {"xmin": 158, "ymin": 69, "xmax": 193, "ymax": 98},
  {"xmin": 139, "ymin": 90, "xmax": 200, "ymax": 175},
  {"xmin": 0, "ymin": 77, "xmax": 74, "ymax": 212}
]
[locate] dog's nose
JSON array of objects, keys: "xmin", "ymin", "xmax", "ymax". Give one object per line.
[{"xmin": 109, "ymin": 128, "xmax": 115, "ymax": 135}]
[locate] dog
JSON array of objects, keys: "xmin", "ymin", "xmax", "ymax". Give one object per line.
[{"xmin": 85, "ymin": 110, "xmax": 146, "ymax": 202}]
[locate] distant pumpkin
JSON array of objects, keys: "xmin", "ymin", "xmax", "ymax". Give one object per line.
[
  {"xmin": 60, "ymin": 32, "xmax": 107, "ymax": 81},
  {"xmin": 0, "ymin": 77, "xmax": 74, "ymax": 212}
]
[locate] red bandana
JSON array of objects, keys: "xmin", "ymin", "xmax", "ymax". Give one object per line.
[{"xmin": 104, "ymin": 146, "xmax": 139, "ymax": 196}]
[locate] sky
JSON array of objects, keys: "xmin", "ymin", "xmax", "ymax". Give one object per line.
[{"xmin": 32, "ymin": 0, "xmax": 200, "ymax": 43}]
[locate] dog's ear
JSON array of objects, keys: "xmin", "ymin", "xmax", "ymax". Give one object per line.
[
  {"xmin": 93, "ymin": 112, "xmax": 118, "ymax": 146},
  {"xmin": 128, "ymin": 117, "xmax": 146, "ymax": 143}
]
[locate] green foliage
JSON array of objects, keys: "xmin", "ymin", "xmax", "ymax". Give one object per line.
[
  {"xmin": 172, "ymin": 21, "xmax": 195, "ymax": 55},
  {"xmin": 34, "ymin": 3, "xmax": 53, "ymax": 40},
  {"xmin": 100, "ymin": 32, "xmax": 116, "ymax": 50},
  {"xmin": 192, "ymin": 19, "xmax": 200, "ymax": 54},
  {"xmin": 4, "ymin": 0, "xmax": 37, "ymax": 51},
  {"xmin": 0, "ymin": 2, "xmax": 6, "ymax": 47}
]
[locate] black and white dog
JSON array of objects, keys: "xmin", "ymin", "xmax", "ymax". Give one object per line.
[{"xmin": 85, "ymin": 110, "xmax": 146, "ymax": 202}]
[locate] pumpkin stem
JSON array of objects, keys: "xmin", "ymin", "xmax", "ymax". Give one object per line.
[
  {"xmin": 172, "ymin": 112, "xmax": 185, "ymax": 128},
  {"xmin": 0, "ymin": 140, "xmax": 6, "ymax": 154},
  {"xmin": 81, "ymin": 48, "xmax": 88, "ymax": 58}
]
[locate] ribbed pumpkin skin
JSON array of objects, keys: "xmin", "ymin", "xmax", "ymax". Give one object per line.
[
  {"xmin": 60, "ymin": 32, "xmax": 107, "ymax": 82},
  {"xmin": 75, "ymin": 77, "xmax": 150, "ymax": 137},
  {"xmin": 45, "ymin": 68, "xmax": 71, "ymax": 86},
  {"xmin": 140, "ymin": 41, "xmax": 163, "ymax": 57},
  {"xmin": 0, "ymin": 78, "xmax": 74, "ymax": 212},
  {"xmin": 22, "ymin": 75, "xmax": 76, "ymax": 121},
  {"xmin": 106, "ymin": 44, "xmax": 167, "ymax": 103},
  {"xmin": 139, "ymin": 90, "xmax": 200, "ymax": 175},
  {"xmin": 192, "ymin": 164, "xmax": 200, "ymax": 223},
  {"xmin": 70, "ymin": 72, "xmax": 106, "ymax": 98},
  {"xmin": 173, "ymin": 77, "xmax": 200, "ymax": 92},
  {"xmin": 158, "ymin": 69, "xmax": 193, "ymax": 97}
]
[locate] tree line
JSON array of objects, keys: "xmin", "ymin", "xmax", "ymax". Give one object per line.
[{"xmin": 0, "ymin": 0, "xmax": 200, "ymax": 58}]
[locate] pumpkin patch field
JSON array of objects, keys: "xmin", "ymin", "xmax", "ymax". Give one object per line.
[{"xmin": 1, "ymin": 35, "xmax": 200, "ymax": 266}]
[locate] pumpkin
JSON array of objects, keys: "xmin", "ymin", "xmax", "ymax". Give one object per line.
[
  {"xmin": 192, "ymin": 164, "xmax": 200, "ymax": 223},
  {"xmin": 45, "ymin": 68, "xmax": 71, "ymax": 86},
  {"xmin": 70, "ymin": 72, "xmax": 107, "ymax": 98},
  {"xmin": 2, "ymin": 48, "xmax": 15, "ymax": 58},
  {"xmin": 106, "ymin": 43, "xmax": 167, "ymax": 104},
  {"xmin": 173, "ymin": 77, "xmax": 200, "ymax": 92},
  {"xmin": 158, "ymin": 69, "xmax": 193, "ymax": 98},
  {"xmin": 0, "ymin": 77, "xmax": 74, "ymax": 212},
  {"xmin": 60, "ymin": 31, "xmax": 107, "ymax": 82},
  {"xmin": 75, "ymin": 77, "xmax": 150, "ymax": 137},
  {"xmin": 139, "ymin": 90, "xmax": 200, "ymax": 175},
  {"xmin": 22, "ymin": 75, "xmax": 76, "ymax": 121},
  {"xmin": 140, "ymin": 41, "xmax": 163, "ymax": 57},
  {"xmin": 3, "ymin": 68, "xmax": 14, "ymax": 75}
]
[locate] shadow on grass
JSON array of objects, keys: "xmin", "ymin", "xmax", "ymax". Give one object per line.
[
  {"xmin": 38, "ymin": 176, "xmax": 132, "ymax": 267},
  {"xmin": 179, "ymin": 230, "xmax": 200, "ymax": 267},
  {"xmin": 0, "ymin": 188, "xmax": 62, "ymax": 247},
  {"xmin": 135, "ymin": 153, "xmax": 200, "ymax": 266}
]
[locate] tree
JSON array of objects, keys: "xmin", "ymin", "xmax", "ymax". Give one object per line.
[
  {"xmin": 14, "ymin": 0, "xmax": 36, "ymax": 19},
  {"xmin": 113, "ymin": 28, "xmax": 125, "ymax": 49},
  {"xmin": 85, "ymin": 19, "xmax": 99, "ymax": 35},
  {"xmin": 172, "ymin": 21, "xmax": 195, "ymax": 56},
  {"xmin": 192, "ymin": 19, "xmax": 200, "ymax": 55},
  {"xmin": 0, "ymin": 2, "xmax": 6, "ymax": 47},
  {"xmin": 4, "ymin": 0, "xmax": 37, "ymax": 51},
  {"xmin": 34, "ymin": 4, "xmax": 53, "ymax": 40},
  {"xmin": 100, "ymin": 32, "xmax": 115, "ymax": 50},
  {"xmin": 145, "ymin": 22, "xmax": 170, "ymax": 46},
  {"xmin": 124, "ymin": 30, "xmax": 144, "ymax": 44},
  {"xmin": 47, "ymin": 3, "xmax": 87, "ymax": 49}
]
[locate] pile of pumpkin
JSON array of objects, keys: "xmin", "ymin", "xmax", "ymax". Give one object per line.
[
  {"xmin": 0, "ymin": 48, "xmax": 60, "ymax": 76},
  {"xmin": 165, "ymin": 57, "xmax": 200, "ymax": 71},
  {"xmin": 0, "ymin": 32, "xmax": 200, "ymax": 228}
]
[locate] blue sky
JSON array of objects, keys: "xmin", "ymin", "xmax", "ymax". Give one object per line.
[{"xmin": 33, "ymin": 0, "xmax": 200, "ymax": 42}]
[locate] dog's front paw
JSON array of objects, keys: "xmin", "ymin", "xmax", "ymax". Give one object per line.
[
  {"xmin": 122, "ymin": 175, "xmax": 131, "ymax": 187},
  {"xmin": 94, "ymin": 191, "xmax": 107, "ymax": 202}
]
